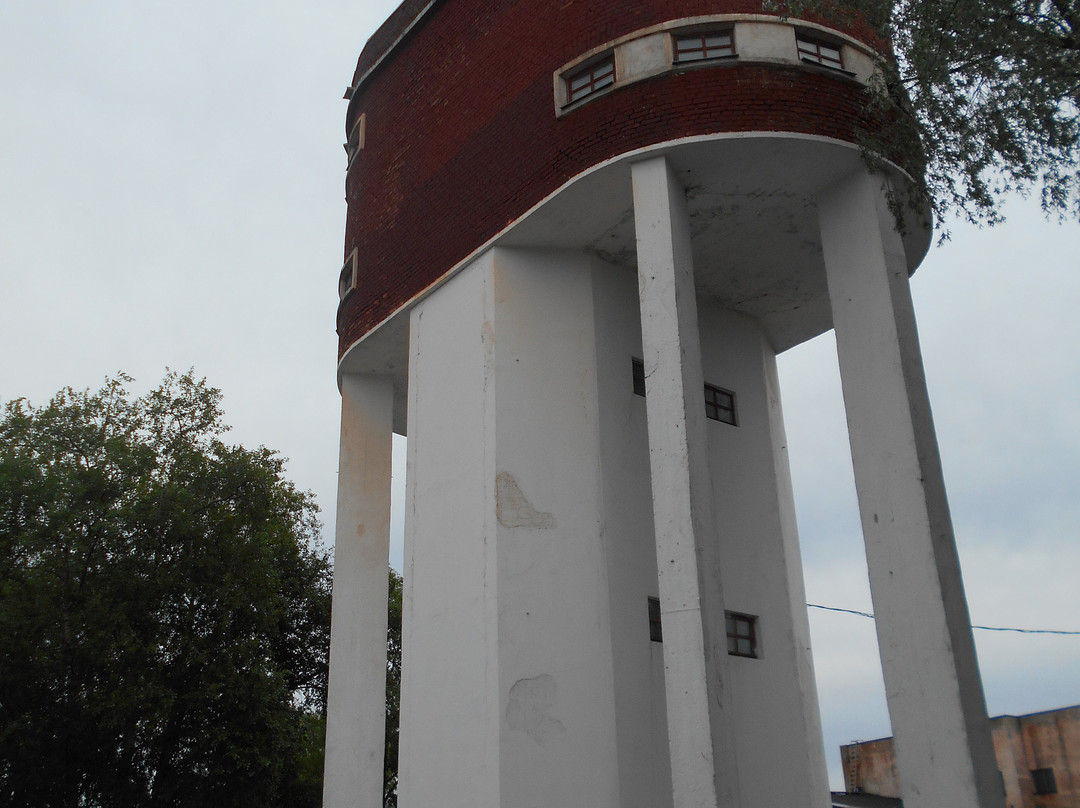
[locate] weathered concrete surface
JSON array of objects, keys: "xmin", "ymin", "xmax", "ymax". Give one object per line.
[
  {"xmin": 632, "ymin": 155, "xmax": 737, "ymax": 808},
  {"xmin": 819, "ymin": 170, "xmax": 1002, "ymax": 808},
  {"xmin": 387, "ymin": 231, "xmax": 833, "ymax": 808},
  {"xmin": 396, "ymin": 254, "xmax": 503, "ymax": 808},
  {"xmin": 323, "ymin": 374, "xmax": 393, "ymax": 808},
  {"xmin": 396, "ymin": 249, "xmax": 623, "ymax": 808}
]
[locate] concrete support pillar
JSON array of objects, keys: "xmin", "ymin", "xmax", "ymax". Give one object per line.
[
  {"xmin": 396, "ymin": 254, "xmax": 502, "ymax": 808},
  {"xmin": 323, "ymin": 373, "xmax": 394, "ymax": 808},
  {"xmin": 818, "ymin": 172, "xmax": 1003, "ymax": 808},
  {"xmin": 632, "ymin": 155, "xmax": 738, "ymax": 808}
]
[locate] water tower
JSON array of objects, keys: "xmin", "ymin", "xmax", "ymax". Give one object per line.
[{"xmin": 323, "ymin": 2, "xmax": 1003, "ymax": 807}]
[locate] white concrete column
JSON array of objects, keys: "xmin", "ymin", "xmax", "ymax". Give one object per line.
[
  {"xmin": 760, "ymin": 347, "xmax": 831, "ymax": 808},
  {"xmin": 395, "ymin": 253, "xmax": 502, "ymax": 808},
  {"xmin": 818, "ymin": 171, "xmax": 1003, "ymax": 808},
  {"xmin": 632, "ymin": 155, "xmax": 738, "ymax": 808},
  {"xmin": 323, "ymin": 373, "xmax": 394, "ymax": 808}
]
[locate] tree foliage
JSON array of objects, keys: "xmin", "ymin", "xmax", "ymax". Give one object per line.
[
  {"xmin": 776, "ymin": 0, "xmax": 1080, "ymax": 228},
  {"xmin": 0, "ymin": 371, "xmax": 332, "ymax": 808},
  {"xmin": 384, "ymin": 568, "xmax": 402, "ymax": 808}
]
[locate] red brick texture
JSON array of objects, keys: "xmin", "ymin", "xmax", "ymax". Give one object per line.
[{"xmin": 337, "ymin": 0, "xmax": 885, "ymax": 357}]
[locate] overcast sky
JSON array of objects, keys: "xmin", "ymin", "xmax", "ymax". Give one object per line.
[{"xmin": 2, "ymin": 0, "xmax": 1077, "ymax": 791}]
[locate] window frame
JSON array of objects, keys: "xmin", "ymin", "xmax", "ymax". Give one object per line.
[
  {"xmin": 672, "ymin": 28, "xmax": 736, "ymax": 64},
  {"xmin": 648, "ymin": 596, "xmax": 663, "ymax": 642},
  {"xmin": 1031, "ymin": 768, "xmax": 1057, "ymax": 796},
  {"xmin": 795, "ymin": 31, "xmax": 844, "ymax": 70},
  {"xmin": 632, "ymin": 358, "xmax": 646, "ymax": 397},
  {"xmin": 344, "ymin": 113, "xmax": 366, "ymax": 167},
  {"xmin": 725, "ymin": 611, "xmax": 758, "ymax": 658},
  {"xmin": 704, "ymin": 383, "xmax": 737, "ymax": 426},
  {"xmin": 338, "ymin": 249, "xmax": 359, "ymax": 300},
  {"xmin": 564, "ymin": 53, "xmax": 616, "ymax": 106}
]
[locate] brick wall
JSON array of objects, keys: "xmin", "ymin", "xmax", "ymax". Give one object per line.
[{"xmin": 337, "ymin": 0, "xmax": 885, "ymax": 356}]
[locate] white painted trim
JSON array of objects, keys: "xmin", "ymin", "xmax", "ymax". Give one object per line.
[
  {"xmin": 553, "ymin": 16, "xmax": 880, "ymax": 115},
  {"xmin": 337, "ymin": 247, "xmax": 360, "ymax": 301},
  {"xmin": 345, "ymin": 113, "xmax": 366, "ymax": 170},
  {"xmin": 560, "ymin": 14, "xmax": 877, "ymax": 71}
]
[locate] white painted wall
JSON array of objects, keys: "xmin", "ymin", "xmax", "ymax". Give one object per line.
[
  {"xmin": 592, "ymin": 266, "xmax": 831, "ymax": 808},
  {"xmin": 492, "ymin": 247, "xmax": 622, "ymax": 807},
  {"xmin": 698, "ymin": 304, "xmax": 829, "ymax": 808},
  {"xmin": 398, "ymin": 248, "xmax": 624, "ymax": 807},
  {"xmin": 397, "ymin": 253, "xmax": 502, "ymax": 808},
  {"xmin": 735, "ymin": 21, "xmax": 797, "ymax": 65},
  {"xmin": 591, "ymin": 258, "xmax": 674, "ymax": 808},
  {"xmin": 617, "ymin": 32, "xmax": 668, "ymax": 85},
  {"xmin": 393, "ymin": 227, "xmax": 831, "ymax": 808}
]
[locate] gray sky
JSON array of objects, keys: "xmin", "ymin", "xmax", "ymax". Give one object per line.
[{"xmin": 2, "ymin": 0, "xmax": 1077, "ymax": 791}]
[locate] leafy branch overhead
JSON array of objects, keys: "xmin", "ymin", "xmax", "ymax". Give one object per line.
[{"xmin": 774, "ymin": 0, "xmax": 1080, "ymax": 228}]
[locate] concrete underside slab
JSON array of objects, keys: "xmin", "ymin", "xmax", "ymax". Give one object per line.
[{"xmin": 337, "ymin": 133, "xmax": 932, "ymax": 432}]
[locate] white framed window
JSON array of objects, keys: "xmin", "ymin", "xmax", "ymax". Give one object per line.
[
  {"xmin": 795, "ymin": 31, "xmax": 843, "ymax": 69},
  {"xmin": 338, "ymin": 249, "xmax": 359, "ymax": 299},
  {"xmin": 673, "ymin": 29, "xmax": 735, "ymax": 63},
  {"xmin": 344, "ymin": 113, "xmax": 366, "ymax": 166}
]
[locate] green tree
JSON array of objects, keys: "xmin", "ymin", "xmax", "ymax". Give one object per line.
[
  {"xmin": 776, "ymin": 0, "xmax": 1080, "ymax": 228},
  {"xmin": 384, "ymin": 568, "xmax": 402, "ymax": 808},
  {"xmin": 0, "ymin": 371, "xmax": 332, "ymax": 808}
]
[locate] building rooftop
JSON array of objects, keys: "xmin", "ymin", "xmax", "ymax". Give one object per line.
[{"xmin": 831, "ymin": 793, "xmax": 903, "ymax": 808}]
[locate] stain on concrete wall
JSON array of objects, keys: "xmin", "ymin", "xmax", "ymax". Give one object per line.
[
  {"xmin": 496, "ymin": 472, "xmax": 556, "ymax": 529},
  {"xmin": 506, "ymin": 674, "xmax": 566, "ymax": 745}
]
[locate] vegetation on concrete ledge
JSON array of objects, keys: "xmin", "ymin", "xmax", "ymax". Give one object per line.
[
  {"xmin": 0, "ymin": 371, "xmax": 332, "ymax": 808},
  {"xmin": 774, "ymin": 0, "xmax": 1080, "ymax": 231}
]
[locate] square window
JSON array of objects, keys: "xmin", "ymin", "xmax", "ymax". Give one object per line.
[
  {"xmin": 648, "ymin": 596, "xmax": 663, "ymax": 642},
  {"xmin": 704, "ymin": 383, "xmax": 736, "ymax": 425},
  {"xmin": 674, "ymin": 30, "xmax": 735, "ymax": 63},
  {"xmin": 726, "ymin": 611, "xmax": 758, "ymax": 658},
  {"xmin": 1032, "ymin": 768, "xmax": 1057, "ymax": 795},
  {"xmin": 796, "ymin": 33, "xmax": 843, "ymax": 69},
  {"xmin": 565, "ymin": 55, "xmax": 616, "ymax": 104},
  {"xmin": 632, "ymin": 358, "xmax": 646, "ymax": 397}
]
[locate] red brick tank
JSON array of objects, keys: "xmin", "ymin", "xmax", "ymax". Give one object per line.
[{"xmin": 338, "ymin": 0, "xmax": 890, "ymax": 358}]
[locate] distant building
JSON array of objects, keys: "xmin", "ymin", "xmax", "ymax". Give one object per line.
[
  {"xmin": 831, "ymin": 794, "xmax": 901, "ymax": 808},
  {"xmin": 841, "ymin": 705, "xmax": 1080, "ymax": 808}
]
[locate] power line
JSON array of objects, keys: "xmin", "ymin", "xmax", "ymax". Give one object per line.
[
  {"xmin": 807, "ymin": 603, "xmax": 1080, "ymax": 636},
  {"xmin": 970, "ymin": 624, "xmax": 1080, "ymax": 636},
  {"xmin": 809, "ymin": 604, "xmax": 875, "ymax": 620}
]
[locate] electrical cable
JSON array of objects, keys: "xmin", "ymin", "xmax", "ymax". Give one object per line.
[{"xmin": 807, "ymin": 603, "xmax": 1080, "ymax": 635}]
